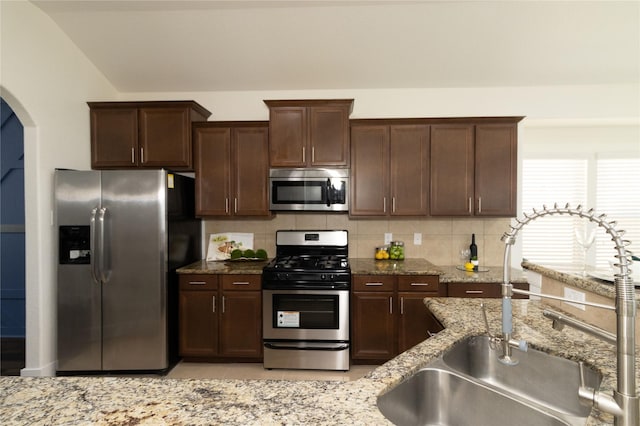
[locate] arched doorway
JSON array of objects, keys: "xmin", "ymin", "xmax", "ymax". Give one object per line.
[{"xmin": 0, "ymin": 97, "xmax": 26, "ymax": 375}]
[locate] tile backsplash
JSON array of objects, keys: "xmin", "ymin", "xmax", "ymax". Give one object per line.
[{"xmin": 203, "ymin": 214, "xmax": 513, "ymax": 266}]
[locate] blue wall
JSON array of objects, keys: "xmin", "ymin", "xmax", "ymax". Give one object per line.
[{"xmin": 1, "ymin": 98, "xmax": 25, "ymax": 338}]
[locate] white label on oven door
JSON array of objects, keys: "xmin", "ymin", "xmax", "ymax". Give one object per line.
[{"xmin": 277, "ymin": 311, "xmax": 300, "ymax": 327}]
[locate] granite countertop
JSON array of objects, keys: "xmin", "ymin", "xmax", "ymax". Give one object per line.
[
  {"xmin": 522, "ymin": 260, "xmax": 640, "ymax": 302},
  {"xmin": 178, "ymin": 258, "xmax": 528, "ymax": 284},
  {"xmin": 1, "ymin": 298, "xmax": 628, "ymax": 425},
  {"xmin": 177, "ymin": 259, "xmax": 270, "ymax": 275}
]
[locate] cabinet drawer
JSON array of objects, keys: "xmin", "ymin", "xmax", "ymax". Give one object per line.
[
  {"xmin": 221, "ymin": 274, "xmax": 261, "ymax": 291},
  {"xmin": 448, "ymin": 282, "xmax": 529, "ymax": 298},
  {"xmin": 397, "ymin": 275, "xmax": 439, "ymax": 293},
  {"xmin": 448, "ymin": 282, "xmax": 500, "ymax": 298},
  {"xmin": 179, "ymin": 274, "xmax": 218, "ymax": 290},
  {"xmin": 352, "ymin": 275, "xmax": 395, "ymax": 292}
]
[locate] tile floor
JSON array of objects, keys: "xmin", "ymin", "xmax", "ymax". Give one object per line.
[{"xmin": 166, "ymin": 362, "xmax": 376, "ymax": 381}]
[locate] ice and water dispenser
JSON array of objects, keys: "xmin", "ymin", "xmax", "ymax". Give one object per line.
[{"xmin": 59, "ymin": 226, "xmax": 91, "ymax": 265}]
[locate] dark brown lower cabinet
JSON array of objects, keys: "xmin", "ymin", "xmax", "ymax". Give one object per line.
[
  {"xmin": 351, "ymin": 275, "xmax": 444, "ymax": 363},
  {"xmin": 447, "ymin": 282, "xmax": 529, "ymax": 298},
  {"xmin": 179, "ymin": 274, "xmax": 262, "ymax": 361}
]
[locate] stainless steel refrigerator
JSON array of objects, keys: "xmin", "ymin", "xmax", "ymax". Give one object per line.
[{"xmin": 54, "ymin": 169, "xmax": 201, "ymax": 373}]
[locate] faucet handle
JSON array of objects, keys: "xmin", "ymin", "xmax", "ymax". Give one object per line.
[{"xmin": 480, "ymin": 303, "xmax": 496, "ymax": 339}]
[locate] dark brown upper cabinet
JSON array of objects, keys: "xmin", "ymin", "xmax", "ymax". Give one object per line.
[
  {"xmin": 350, "ymin": 120, "xmax": 430, "ymax": 217},
  {"xmin": 89, "ymin": 101, "xmax": 211, "ymax": 171},
  {"xmin": 430, "ymin": 117, "xmax": 523, "ymax": 217},
  {"xmin": 193, "ymin": 122, "xmax": 270, "ymax": 218},
  {"xmin": 264, "ymin": 99, "xmax": 353, "ymax": 167}
]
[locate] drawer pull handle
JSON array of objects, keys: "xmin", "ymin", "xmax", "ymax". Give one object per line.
[
  {"xmin": 365, "ymin": 282, "xmax": 384, "ymax": 286},
  {"xmin": 232, "ymin": 281, "xmax": 250, "ymax": 285},
  {"xmin": 411, "ymin": 283, "xmax": 433, "ymax": 286},
  {"xmin": 189, "ymin": 281, "xmax": 207, "ymax": 285},
  {"xmin": 466, "ymin": 290, "xmax": 484, "ymax": 294}
]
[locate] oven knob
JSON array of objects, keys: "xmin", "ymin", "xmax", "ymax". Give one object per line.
[
  {"xmin": 330, "ymin": 274, "xmax": 334, "ymax": 280},
  {"xmin": 321, "ymin": 274, "xmax": 326, "ymax": 280}
]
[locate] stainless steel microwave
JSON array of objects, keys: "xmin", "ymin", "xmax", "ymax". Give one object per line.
[{"xmin": 269, "ymin": 168, "xmax": 349, "ymax": 212}]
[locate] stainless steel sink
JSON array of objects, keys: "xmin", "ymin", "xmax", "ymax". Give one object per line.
[
  {"xmin": 377, "ymin": 335, "xmax": 603, "ymax": 426},
  {"xmin": 441, "ymin": 335, "xmax": 601, "ymax": 418},
  {"xmin": 377, "ymin": 367, "xmax": 568, "ymax": 426}
]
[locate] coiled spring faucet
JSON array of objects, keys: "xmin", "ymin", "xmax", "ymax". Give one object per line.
[{"xmin": 500, "ymin": 203, "xmax": 638, "ymax": 426}]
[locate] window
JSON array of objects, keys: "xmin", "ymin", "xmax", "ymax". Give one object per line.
[
  {"xmin": 521, "ymin": 156, "xmax": 639, "ymax": 270},
  {"xmin": 521, "ymin": 159, "xmax": 588, "ymax": 265},
  {"xmin": 594, "ymin": 157, "xmax": 640, "ymax": 269}
]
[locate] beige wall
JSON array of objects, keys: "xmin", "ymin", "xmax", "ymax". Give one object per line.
[
  {"xmin": 204, "ymin": 215, "xmax": 511, "ymax": 266},
  {"xmin": 1, "ymin": 1, "xmax": 118, "ymax": 376}
]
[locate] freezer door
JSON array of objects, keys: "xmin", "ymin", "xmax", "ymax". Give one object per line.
[
  {"xmin": 55, "ymin": 170, "xmax": 103, "ymax": 371},
  {"xmin": 101, "ymin": 170, "xmax": 168, "ymax": 370}
]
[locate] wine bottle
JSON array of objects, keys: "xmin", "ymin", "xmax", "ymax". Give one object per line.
[{"xmin": 469, "ymin": 234, "xmax": 478, "ymax": 271}]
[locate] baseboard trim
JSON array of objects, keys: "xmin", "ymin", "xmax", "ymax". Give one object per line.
[{"xmin": 21, "ymin": 360, "xmax": 56, "ymax": 377}]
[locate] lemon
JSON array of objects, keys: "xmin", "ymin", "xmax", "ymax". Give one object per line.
[
  {"xmin": 375, "ymin": 252, "xmax": 384, "ymax": 260},
  {"xmin": 464, "ymin": 262, "xmax": 474, "ymax": 271}
]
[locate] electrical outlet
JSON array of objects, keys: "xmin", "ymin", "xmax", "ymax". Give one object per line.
[
  {"xmin": 414, "ymin": 233, "xmax": 422, "ymax": 245},
  {"xmin": 564, "ymin": 287, "xmax": 586, "ymax": 311},
  {"xmin": 384, "ymin": 233, "xmax": 392, "ymax": 245}
]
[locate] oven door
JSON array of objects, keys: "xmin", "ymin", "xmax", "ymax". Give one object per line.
[{"xmin": 263, "ymin": 289, "xmax": 349, "ymax": 341}]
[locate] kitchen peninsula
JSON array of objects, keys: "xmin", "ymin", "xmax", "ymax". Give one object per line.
[{"xmin": 1, "ymin": 273, "xmax": 630, "ymax": 425}]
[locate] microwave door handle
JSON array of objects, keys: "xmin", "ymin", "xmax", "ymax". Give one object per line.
[{"xmin": 325, "ymin": 178, "xmax": 331, "ymax": 206}]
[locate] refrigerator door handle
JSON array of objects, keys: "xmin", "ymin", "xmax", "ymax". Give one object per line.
[
  {"xmin": 89, "ymin": 208, "xmax": 101, "ymax": 284},
  {"xmin": 97, "ymin": 207, "xmax": 110, "ymax": 283}
]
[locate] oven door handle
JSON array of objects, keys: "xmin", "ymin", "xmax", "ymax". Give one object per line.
[{"xmin": 264, "ymin": 342, "xmax": 349, "ymax": 351}]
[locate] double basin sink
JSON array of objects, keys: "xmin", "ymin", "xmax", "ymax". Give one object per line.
[{"xmin": 377, "ymin": 335, "xmax": 602, "ymax": 426}]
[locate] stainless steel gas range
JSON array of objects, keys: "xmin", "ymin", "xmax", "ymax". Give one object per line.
[{"xmin": 262, "ymin": 230, "xmax": 350, "ymax": 371}]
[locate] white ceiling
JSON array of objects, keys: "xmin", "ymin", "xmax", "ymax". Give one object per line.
[{"xmin": 32, "ymin": 0, "xmax": 640, "ymax": 93}]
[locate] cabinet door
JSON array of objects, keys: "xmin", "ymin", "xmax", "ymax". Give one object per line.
[
  {"xmin": 309, "ymin": 106, "xmax": 350, "ymax": 167},
  {"xmin": 397, "ymin": 293, "xmax": 444, "ymax": 353},
  {"xmin": 268, "ymin": 107, "xmax": 306, "ymax": 167},
  {"xmin": 430, "ymin": 124, "xmax": 474, "ymax": 216},
  {"xmin": 350, "ymin": 125, "xmax": 390, "ymax": 216},
  {"xmin": 351, "ymin": 291, "xmax": 396, "ymax": 360},
  {"xmin": 219, "ymin": 291, "xmax": 263, "ymax": 358},
  {"xmin": 139, "ymin": 107, "xmax": 192, "ymax": 169},
  {"xmin": 232, "ymin": 126, "xmax": 270, "ymax": 216},
  {"xmin": 475, "ymin": 124, "xmax": 517, "ymax": 216},
  {"xmin": 194, "ymin": 127, "xmax": 232, "ymax": 216},
  {"xmin": 179, "ymin": 290, "xmax": 219, "ymax": 357},
  {"xmin": 90, "ymin": 107, "xmax": 138, "ymax": 168},
  {"xmin": 389, "ymin": 125, "xmax": 430, "ymax": 215}
]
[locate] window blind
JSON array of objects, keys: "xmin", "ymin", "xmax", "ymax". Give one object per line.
[
  {"xmin": 522, "ymin": 157, "xmax": 639, "ymax": 269},
  {"xmin": 521, "ymin": 159, "xmax": 588, "ymax": 264},
  {"xmin": 594, "ymin": 158, "xmax": 640, "ymax": 268}
]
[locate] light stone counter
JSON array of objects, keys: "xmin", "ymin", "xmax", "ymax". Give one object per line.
[
  {"xmin": 177, "ymin": 259, "xmax": 270, "ymax": 275},
  {"xmin": 522, "ymin": 260, "xmax": 639, "ymax": 302},
  {"xmin": 1, "ymin": 298, "xmax": 629, "ymax": 425}
]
